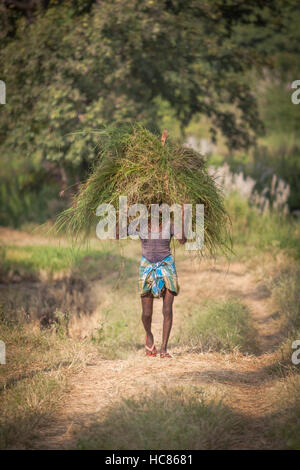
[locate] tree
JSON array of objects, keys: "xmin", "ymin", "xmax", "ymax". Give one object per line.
[{"xmin": 0, "ymin": 0, "xmax": 293, "ymax": 184}]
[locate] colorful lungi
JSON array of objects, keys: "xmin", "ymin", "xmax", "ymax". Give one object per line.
[{"xmin": 139, "ymin": 255, "xmax": 179, "ymax": 298}]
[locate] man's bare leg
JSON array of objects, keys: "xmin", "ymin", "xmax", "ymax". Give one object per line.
[
  {"xmin": 141, "ymin": 294, "xmax": 154, "ymax": 348},
  {"xmin": 161, "ymin": 289, "xmax": 174, "ymax": 353}
]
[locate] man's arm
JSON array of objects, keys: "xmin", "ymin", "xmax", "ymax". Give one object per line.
[
  {"xmin": 174, "ymin": 204, "xmax": 187, "ymax": 244},
  {"xmin": 177, "ymin": 235, "xmax": 187, "ymax": 245}
]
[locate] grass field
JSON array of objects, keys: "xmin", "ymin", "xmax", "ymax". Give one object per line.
[{"xmin": 0, "ymin": 196, "xmax": 299, "ymax": 450}]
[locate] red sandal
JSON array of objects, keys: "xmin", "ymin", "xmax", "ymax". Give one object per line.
[
  {"xmin": 160, "ymin": 351, "xmax": 173, "ymax": 358},
  {"xmin": 145, "ymin": 336, "xmax": 157, "ymax": 357}
]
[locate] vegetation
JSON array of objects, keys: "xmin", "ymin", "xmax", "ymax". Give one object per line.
[
  {"xmin": 177, "ymin": 298, "xmax": 258, "ymax": 354},
  {"xmin": 0, "ymin": 243, "xmax": 135, "ymax": 281},
  {"xmin": 0, "ymin": 0, "xmax": 300, "ymax": 452},
  {"xmin": 270, "ymin": 374, "xmax": 300, "ymax": 450},
  {"xmin": 0, "ymin": 197, "xmax": 299, "ymax": 448},
  {"xmin": 272, "ymin": 267, "xmax": 300, "ymax": 336},
  {"xmin": 77, "ymin": 385, "xmax": 243, "ymax": 450},
  {"xmin": 269, "ymin": 264, "xmax": 300, "ymax": 371},
  {"xmin": 1, "ymin": 1, "xmax": 299, "ymax": 226},
  {"xmin": 54, "ymin": 124, "xmax": 231, "ymax": 255},
  {"xmin": 225, "ymin": 193, "xmax": 300, "ymax": 259},
  {"xmin": 90, "ymin": 293, "xmax": 145, "ymax": 360},
  {"xmin": 0, "ymin": 314, "xmax": 94, "ymax": 449}
]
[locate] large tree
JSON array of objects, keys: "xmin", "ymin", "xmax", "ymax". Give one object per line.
[{"xmin": 0, "ymin": 0, "xmax": 292, "ymax": 181}]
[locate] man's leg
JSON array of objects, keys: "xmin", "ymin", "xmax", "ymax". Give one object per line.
[
  {"xmin": 141, "ymin": 294, "xmax": 154, "ymax": 348},
  {"xmin": 161, "ymin": 289, "xmax": 174, "ymax": 353}
]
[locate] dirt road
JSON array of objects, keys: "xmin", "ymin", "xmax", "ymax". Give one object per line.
[{"xmin": 30, "ymin": 255, "xmax": 281, "ymax": 450}]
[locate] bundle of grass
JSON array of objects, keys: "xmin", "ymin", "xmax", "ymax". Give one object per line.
[{"xmin": 55, "ymin": 124, "xmax": 231, "ymax": 256}]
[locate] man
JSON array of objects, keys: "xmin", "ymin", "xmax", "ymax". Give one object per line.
[
  {"xmin": 138, "ymin": 213, "xmax": 186, "ymax": 358},
  {"xmin": 119, "ymin": 130, "xmax": 187, "ymax": 358},
  {"xmin": 117, "ymin": 207, "xmax": 186, "ymax": 358}
]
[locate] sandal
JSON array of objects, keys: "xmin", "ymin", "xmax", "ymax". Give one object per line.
[
  {"xmin": 145, "ymin": 336, "xmax": 157, "ymax": 357},
  {"xmin": 160, "ymin": 351, "xmax": 173, "ymax": 358}
]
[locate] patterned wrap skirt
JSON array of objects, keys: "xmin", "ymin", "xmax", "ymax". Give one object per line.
[{"xmin": 139, "ymin": 255, "xmax": 179, "ymax": 298}]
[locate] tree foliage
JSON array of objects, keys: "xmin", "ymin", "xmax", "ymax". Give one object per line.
[{"xmin": 0, "ymin": 0, "xmax": 297, "ymax": 183}]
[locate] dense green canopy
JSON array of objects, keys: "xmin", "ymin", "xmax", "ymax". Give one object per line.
[
  {"xmin": 0, "ymin": 1, "xmax": 292, "ymax": 171},
  {"xmin": 0, "ymin": 0, "xmax": 299, "ymax": 225}
]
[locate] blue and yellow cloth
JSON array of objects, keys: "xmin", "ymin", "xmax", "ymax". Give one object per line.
[{"xmin": 139, "ymin": 255, "xmax": 179, "ymax": 298}]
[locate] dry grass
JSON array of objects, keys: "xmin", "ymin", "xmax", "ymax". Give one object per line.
[
  {"xmin": 76, "ymin": 385, "xmax": 244, "ymax": 450},
  {"xmin": 175, "ymin": 298, "xmax": 259, "ymax": 354},
  {"xmin": 55, "ymin": 124, "xmax": 231, "ymax": 256},
  {"xmin": 266, "ymin": 373, "xmax": 300, "ymax": 450},
  {"xmin": 0, "ymin": 319, "xmax": 96, "ymax": 449},
  {"xmin": 0, "ymin": 226, "xmax": 299, "ymax": 450}
]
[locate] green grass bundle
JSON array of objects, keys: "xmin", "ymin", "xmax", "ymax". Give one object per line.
[{"xmin": 55, "ymin": 123, "xmax": 231, "ymax": 255}]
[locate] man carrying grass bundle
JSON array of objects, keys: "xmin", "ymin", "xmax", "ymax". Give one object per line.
[
  {"xmin": 117, "ymin": 195, "xmax": 187, "ymax": 358},
  {"xmin": 138, "ymin": 214, "xmax": 187, "ymax": 359},
  {"xmin": 114, "ymin": 131, "xmax": 188, "ymax": 358},
  {"xmin": 55, "ymin": 124, "xmax": 231, "ymax": 359}
]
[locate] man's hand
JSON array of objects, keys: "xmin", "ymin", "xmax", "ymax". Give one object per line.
[{"xmin": 161, "ymin": 129, "xmax": 168, "ymax": 146}]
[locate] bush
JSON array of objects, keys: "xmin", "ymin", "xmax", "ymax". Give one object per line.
[{"xmin": 226, "ymin": 193, "xmax": 300, "ymax": 259}]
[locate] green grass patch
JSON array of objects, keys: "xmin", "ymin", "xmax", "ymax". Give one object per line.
[
  {"xmin": 91, "ymin": 292, "xmax": 144, "ymax": 360},
  {"xmin": 76, "ymin": 386, "xmax": 243, "ymax": 450},
  {"xmin": 0, "ymin": 244, "xmax": 136, "ymax": 281},
  {"xmin": 226, "ymin": 193, "xmax": 300, "ymax": 259},
  {"xmin": 272, "ymin": 267, "xmax": 300, "ymax": 335},
  {"xmin": 176, "ymin": 298, "xmax": 258, "ymax": 354},
  {"xmin": 268, "ymin": 265, "xmax": 300, "ymax": 374}
]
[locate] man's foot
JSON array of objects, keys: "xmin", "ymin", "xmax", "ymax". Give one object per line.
[
  {"xmin": 145, "ymin": 343, "xmax": 157, "ymax": 357},
  {"xmin": 145, "ymin": 334, "xmax": 157, "ymax": 357},
  {"xmin": 160, "ymin": 350, "xmax": 173, "ymax": 358},
  {"xmin": 145, "ymin": 332, "xmax": 154, "ymax": 349}
]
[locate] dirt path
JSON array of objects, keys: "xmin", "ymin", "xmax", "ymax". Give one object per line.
[{"xmin": 31, "ymin": 257, "xmax": 281, "ymax": 450}]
